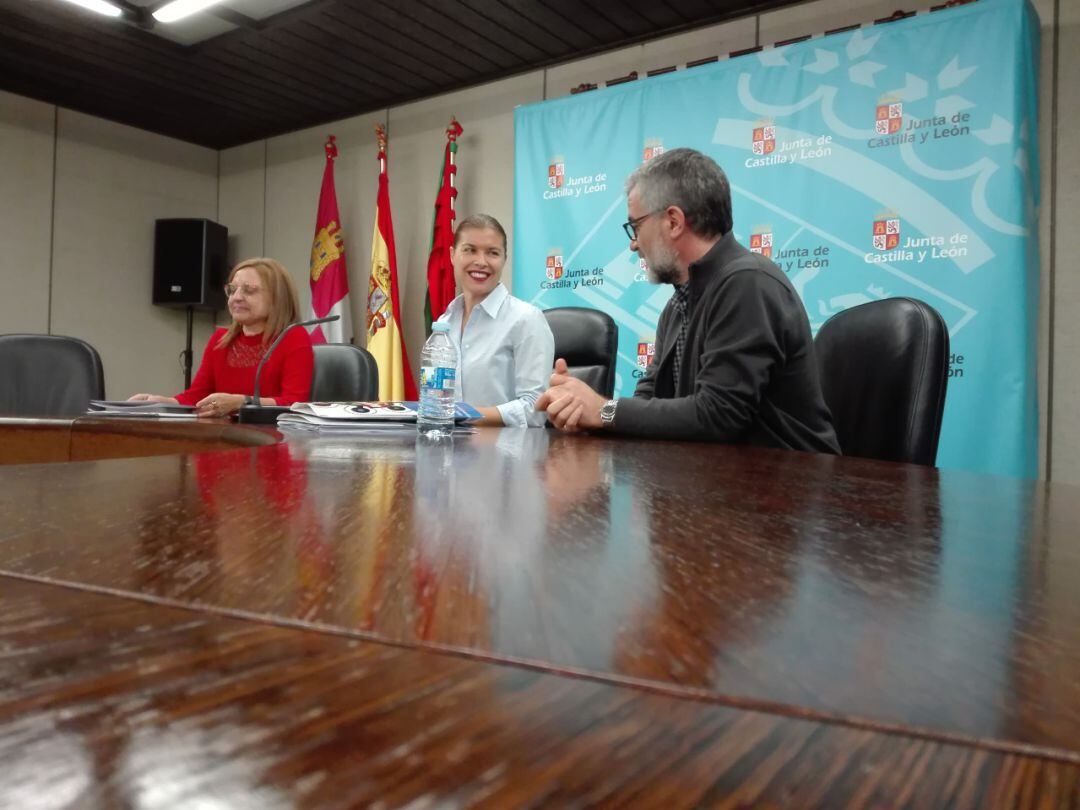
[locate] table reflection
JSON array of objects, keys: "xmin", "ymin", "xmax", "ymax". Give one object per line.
[
  {"xmin": 0, "ymin": 718, "xmax": 93, "ymax": 809},
  {"xmin": 1, "ymin": 427, "xmax": 1079, "ymax": 754},
  {"xmin": 119, "ymin": 721, "xmax": 293, "ymax": 810}
]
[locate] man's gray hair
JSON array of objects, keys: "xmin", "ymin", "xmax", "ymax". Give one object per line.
[{"xmin": 625, "ymin": 148, "xmax": 733, "ymax": 238}]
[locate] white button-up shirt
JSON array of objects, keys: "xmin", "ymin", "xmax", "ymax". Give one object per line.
[{"xmin": 437, "ymin": 284, "xmax": 555, "ymax": 427}]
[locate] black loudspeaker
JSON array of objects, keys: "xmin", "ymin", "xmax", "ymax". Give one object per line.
[{"xmin": 153, "ymin": 218, "xmax": 229, "ymax": 310}]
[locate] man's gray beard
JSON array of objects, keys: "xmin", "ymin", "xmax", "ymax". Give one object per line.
[{"xmin": 645, "ymin": 245, "xmax": 680, "ymax": 285}]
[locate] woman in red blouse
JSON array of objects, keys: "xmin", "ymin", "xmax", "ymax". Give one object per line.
[{"xmin": 130, "ymin": 258, "xmax": 314, "ymax": 417}]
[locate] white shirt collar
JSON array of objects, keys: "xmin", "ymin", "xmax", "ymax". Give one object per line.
[
  {"xmin": 448, "ymin": 283, "xmax": 509, "ymax": 320},
  {"xmin": 477, "ymin": 283, "xmax": 509, "ymax": 318}
]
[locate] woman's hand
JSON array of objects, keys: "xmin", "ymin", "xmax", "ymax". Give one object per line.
[
  {"xmin": 128, "ymin": 394, "xmax": 179, "ymax": 404},
  {"xmin": 195, "ymin": 393, "xmax": 246, "ymax": 418},
  {"xmin": 470, "ymin": 406, "xmax": 505, "ymax": 427}
]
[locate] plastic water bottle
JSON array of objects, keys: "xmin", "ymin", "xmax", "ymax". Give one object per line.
[{"xmin": 418, "ymin": 322, "xmax": 457, "ymax": 438}]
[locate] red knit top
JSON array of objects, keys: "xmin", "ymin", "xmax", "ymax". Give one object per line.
[{"xmin": 174, "ymin": 327, "xmax": 314, "ymax": 406}]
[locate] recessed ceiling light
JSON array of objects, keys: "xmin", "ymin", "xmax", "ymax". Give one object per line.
[
  {"xmin": 152, "ymin": 0, "xmax": 225, "ymax": 24},
  {"xmin": 57, "ymin": 0, "xmax": 123, "ymax": 17}
]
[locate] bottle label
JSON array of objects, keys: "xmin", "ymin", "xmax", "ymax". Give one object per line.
[{"xmin": 420, "ymin": 366, "xmax": 456, "ymax": 391}]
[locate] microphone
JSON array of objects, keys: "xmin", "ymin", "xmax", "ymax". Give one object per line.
[{"xmin": 237, "ymin": 315, "xmax": 340, "ymax": 425}]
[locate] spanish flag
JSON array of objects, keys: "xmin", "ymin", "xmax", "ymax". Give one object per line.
[
  {"xmin": 308, "ymin": 135, "xmax": 351, "ymax": 344},
  {"xmin": 366, "ymin": 126, "xmax": 417, "ymax": 400}
]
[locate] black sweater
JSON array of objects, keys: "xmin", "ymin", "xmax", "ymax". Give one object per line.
[{"xmin": 614, "ymin": 231, "xmax": 840, "ymax": 454}]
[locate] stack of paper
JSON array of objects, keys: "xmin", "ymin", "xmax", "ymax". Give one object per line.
[
  {"xmin": 87, "ymin": 400, "xmax": 197, "ymax": 418},
  {"xmin": 277, "ymin": 401, "xmax": 481, "ymax": 433}
]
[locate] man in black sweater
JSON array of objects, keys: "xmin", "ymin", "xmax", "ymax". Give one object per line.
[{"xmin": 537, "ymin": 147, "xmax": 839, "ymax": 454}]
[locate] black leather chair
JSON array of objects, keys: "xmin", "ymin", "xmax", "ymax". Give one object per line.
[
  {"xmin": 814, "ymin": 298, "xmax": 949, "ymax": 466},
  {"xmin": 310, "ymin": 344, "xmax": 380, "ymax": 401},
  {"xmin": 543, "ymin": 307, "xmax": 619, "ymax": 398},
  {"xmin": 0, "ymin": 334, "xmax": 105, "ymax": 416}
]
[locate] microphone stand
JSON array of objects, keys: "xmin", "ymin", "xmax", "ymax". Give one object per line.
[{"xmin": 237, "ymin": 315, "xmax": 339, "ymax": 425}]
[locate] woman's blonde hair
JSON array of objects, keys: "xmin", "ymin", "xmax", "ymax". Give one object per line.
[{"xmin": 216, "ymin": 258, "xmax": 301, "ymax": 349}]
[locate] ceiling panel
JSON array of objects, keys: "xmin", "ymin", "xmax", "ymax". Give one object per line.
[{"xmin": 0, "ymin": 0, "xmax": 808, "ymax": 149}]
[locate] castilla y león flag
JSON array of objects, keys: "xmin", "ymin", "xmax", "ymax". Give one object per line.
[
  {"xmin": 308, "ymin": 135, "xmax": 351, "ymax": 344},
  {"xmin": 367, "ymin": 125, "xmax": 417, "ymax": 400},
  {"xmin": 424, "ymin": 117, "xmax": 463, "ymax": 333}
]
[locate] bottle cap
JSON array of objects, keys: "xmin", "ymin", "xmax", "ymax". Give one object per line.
[{"xmin": 431, "ymin": 322, "xmax": 450, "ymax": 333}]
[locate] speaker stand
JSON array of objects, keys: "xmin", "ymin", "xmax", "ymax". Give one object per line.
[{"xmin": 183, "ymin": 305, "xmax": 194, "ymax": 389}]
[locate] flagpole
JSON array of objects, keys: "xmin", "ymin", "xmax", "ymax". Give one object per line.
[
  {"xmin": 447, "ymin": 116, "xmax": 461, "ymax": 223},
  {"xmin": 376, "ymin": 124, "xmax": 386, "ymax": 176}
]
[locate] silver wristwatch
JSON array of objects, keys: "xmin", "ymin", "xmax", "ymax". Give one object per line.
[{"xmin": 600, "ymin": 399, "xmax": 618, "ymax": 426}]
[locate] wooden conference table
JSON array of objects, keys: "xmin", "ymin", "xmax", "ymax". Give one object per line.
[{"xmin": 0, "ymin": 417, "xmax": 1078, "ymax": 807}]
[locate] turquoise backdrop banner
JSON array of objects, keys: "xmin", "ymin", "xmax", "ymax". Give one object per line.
[{"xmin": 513, "ymin": 0, "xmax": 1040, "ymax": 478}]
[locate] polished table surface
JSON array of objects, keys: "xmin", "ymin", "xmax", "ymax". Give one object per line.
[
  {"xmin": 5, "ymin": 578, "xmax": 1078, "ymax": 808},
  {"xmin": 1, "ymin": 418, "xmax": 1079, "ymax": 806}
]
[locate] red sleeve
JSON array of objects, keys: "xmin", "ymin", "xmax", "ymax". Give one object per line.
[
  {"xmin": 175, "ymin": 329, "xmax": 225, "ymax": 405},
  {"xmin": 272, "ymin": 327, "xmax": 315, "ymax": 406}
]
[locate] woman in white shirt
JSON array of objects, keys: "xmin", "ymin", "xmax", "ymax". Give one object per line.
[{"xmin": 436, "ymin": 214, "xmax": 555, "ymax": 427}]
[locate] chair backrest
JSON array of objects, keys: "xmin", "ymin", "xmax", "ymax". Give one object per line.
[
  {"xmin": 543, "ymin": 307, "xmax": 619, "ymax": 398},
  {"xmin": 0, "ymin": 334, "xmax": 105, "ymax": 417},
  {"xmin": 310, "ymin": 344, "xmax": 380, "ymax": 402},
  {"xmin": 814, "ymin": 298, "xmax": 949, "ymax": 466}
]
